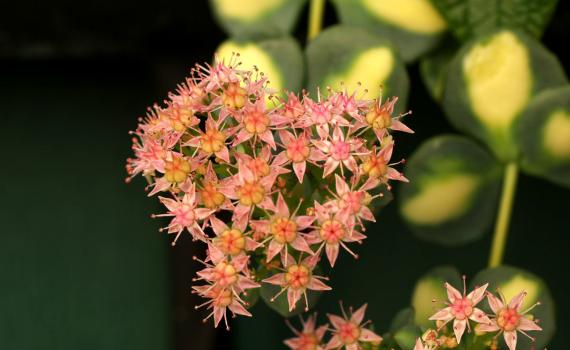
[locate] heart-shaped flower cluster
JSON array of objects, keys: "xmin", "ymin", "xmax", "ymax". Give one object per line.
[{"xmin": 126, "ymin": 56, "xmax": 413, "ymax": 329}]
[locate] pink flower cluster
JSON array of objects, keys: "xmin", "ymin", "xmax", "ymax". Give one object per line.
[
  {"xmin": 414, "ymin": 277, "xmax": 542, "ymax": 350},
  {"xmin": 285, "ymin": 304, "xmax": 382, "ymax": 350},
  {"xmin": 126, "ymin": 57, "xmax": 412, "ymax": 329}
]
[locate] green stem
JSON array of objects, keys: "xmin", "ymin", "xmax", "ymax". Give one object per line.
[
  {"xmin": 307, "ymin": 0, "xmax": 325, "ymax": 40},
  {"xmin": 488, "ymin": 162, "xmax": 519, "ymax": 268}
]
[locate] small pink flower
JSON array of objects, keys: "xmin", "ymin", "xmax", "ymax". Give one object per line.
[
  {"xmin": 263, "ymin": 254, "xmax": 331, "ymax": 312},
  {"xmin": 184, "ymin": 114, "xmax": 232, "ymax": 163},
  {"xmin": 284, "ymin": 314, "xmax": 327, "ymax": 350},
  {"xmin": 355, "ymin": 96, "xmax": 413, "ymax": 140},
  {"xmin": 192, "ymin": 284, "xmax": 251, "ymax": 330},
  {"xmin": 361, "ymin": 140, "xmax": 408, "ymax": 186},
  {"xmin": 313, "ymin": 127, "xmax": 368, "ymax": 178},
  {"xmin": 307, "ymin": 201, "xmax": 364, "ymax": 267},
  {"xmin": 477, "ymin": 291, "xmax": 542, "ymax": 350},
  {"xmin": 209, "ymin": 216, "xmax": 261, "ymax": 256},
  {"xmin": 153, "ymin": 182, "xmax": 214, "ymax": 245},
  {"xmin": 273, "ymin": 130, "xmax": 327, "ymax": 183},
  {"xmin": 250, "ymin": 193, "xmax": 315, "ymax": 266},
  {"xmin": 429, "ymin": 277, "xmax": 491, "ymax": 343},
  {"xmin": 326, "ymin": 303, "xmax": 382, "ymax": 350}
]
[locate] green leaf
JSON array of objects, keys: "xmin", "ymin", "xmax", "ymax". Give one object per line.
[
  {"xmin": 515, "ymin": 86, "xmax": 570, "ymax": 188},
  {"xmin": 471, "ymin": 266, "xmax": 556, "ymax": 350},
  {"xmin": 306, "ymin": 25, "xmax": 409, "ymax": 114},
  {"xmin": 411, "ymin": 266, "xmax": 462, "ymax": 327},
  {"xmin": 389, "ymin": 308, "xmax": 415, "ymax": 332},
  {"xmin": 215, "ymin": 36, "xmax": 304, "ymax": 94},
  {"xmin": 419, "ymin": 38, "xmax": 457, "ymax": 101},
  {"xmin": 442, "ymin": 29, "xmax": 567, "ymax": 161},
  {"xmin": 209, "ymin": 0, "xmax": 307, "ymax": 40},
  {"xmin": 431, "ymin": 0, "xmax": 558, "ymax": 41},
  {"xmin": 331, "ymin": 0, "xmax": 447, "ymax": 62},
  {"xmin": 398, "ymin": 135, "xmax": 502, "ymax": 245},
  {"xmin": 394, "ymin": 324, "xmax": 422, "ymax": 350}
]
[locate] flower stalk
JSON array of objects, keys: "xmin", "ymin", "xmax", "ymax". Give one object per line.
[
  {"xmin": 488, "ymin": 162, "xmax": 519, "ymax": 268},
  {"xmin": 307, "ymin": 0, "xmax": 325, "ymax": 40}
]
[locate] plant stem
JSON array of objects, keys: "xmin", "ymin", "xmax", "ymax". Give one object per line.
[
  {"xmin": 488, "ymin": 162, "xmax": 519, "ymax": 268},
  {"xmin": 307, "ymin": 0, "xmax": 325, "ymax": 40}
]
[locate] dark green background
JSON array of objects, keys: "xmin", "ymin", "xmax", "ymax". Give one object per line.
[{"xmin": 1, "ymin": 1, "xmax": 568, "ymax": 349}]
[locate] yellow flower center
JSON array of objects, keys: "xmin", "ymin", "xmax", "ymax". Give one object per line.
[
  {"xmin": 222, "ymin": 83, "xmax": 247, "ymax": 109},
  {"xmin": 200, "ymin": 129, "xmax": 226, "ymax": 153},
  {"xmin": 338, "ymin": 321, "xmax": 361, "ymax": 344},
  {"xmin": 284, "ymin": 264, "xmax": 311, "ymax": 290},
  {"xmin": 365, "ymin": 107, "xmax": 392, "ymax": 130},
  {"xmin": 319, "ymin": 219, "xmax": 346, "ymax": 244},
  {"xmin": 286, "ymin": 138, "xmax": 311, "ymax": 163},
  {"xmin": 271, "ymin": 217, "xmax": 298, "ymax": 244},
  {"xmin": 213, "ymin": 261, "xmax": 238, "ymax": 287},
  {"xmin": 200, "ymin": 182, "xmax": 226, "ymax": 209},
  {"xmin": 164, "ymin": 156, "xmax": 191, "ymax": 183},
  {"xmin": 249, "ymin": 158, "xmax": 270, "ymax": 177},
  {"xmin": 216, "ymin": 229, "xmax": 246, "ymax": 256},
  {"xmin": 211, "ymin": 287, "xmax": 233, "ymax": 307},
  {"xmin": 497, "ymin": 308, "xmax": 521, "ymax": 332},
  {"xmin": 362, "ymin": 154, "xmax": 388, "ymax": 178},
  {"xmin": 237, "ymin": 181, "xmax": 265, "ymax": 206},
  {"xmin": 244, "ymin": 110, "xmax": 270, "ymax": 134}
]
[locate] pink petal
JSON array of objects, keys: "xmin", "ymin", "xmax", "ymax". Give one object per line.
[
  {"xmin": 287, "ymin": 289, "xmax": 301, "ymax": 311},
  {"xmin": 325, "ymin": 244, "xmax": 340, "ymax": 267},
  {"xmin": 232, "ymin": 254, "xmax": 249, "ymax": 271},
  {"xmin": 391, "ymin": 119, "xmax": 414, "ymax": 133},
  {"xmin": 429, "ymin": 307, "xmax": 453, "ymax": 321},
  {"xmin": 278, "ymin": 129, "xmax": 295, "ymax": 145},
  {"xmin": 387, "ymin": 167, "xmax": 409, "ymax": 182},
  {"xmin": 213, "ymin": 306, "xmax": 225, "ymax": 328},
  {"xmin": 453, "ymin": 319, "xmax": 467, "ymax": 344},
  {"xmin": 335, "ymin": 174, "xmax": 350, "ymax": 195},
  {"xmin": 445, "ymin": 282, "xmax": 463, "ymax": 303},
  {"xmin": 322, "ymin": 158, "xmax": 339, "ymax": 178},
  {"xmin": 293, "ymin": 161, "xmax": 306, "ymax": 183},
  {"xmin": 215, "ymin": 147, "xmax": 230, "ymax": 163},
  {"xmin": 509, "ymin": 291, "xmax": 527, "ymax": 311},
  {"xmin": 263, "ymin": 273, "xmax": 285, "ymax": 286},
  {"xmin": 487, "ymin": 293, "xmax": 504, "ymax": 314},
  {"xmin": 195, "ymin": 208, "xmax": 214, "ymax": 220},
  {"xmin": 296, "ymin": 215, "xmax": 315, "ymax": 229},
  {"xmin": 477, "ymin": 321, "xmax": 500, "ymax": 333},
  {"xmin": 469, "ymin": 308, "xmax": 492, "ymax": 325},
  {"xmin": 272, "ymin": 151, "xmax": 289, "ymax": 167},
  {"xmin": 413, "ymin": 338, "xmax": 425, "ymax": 350},
  {"xmin": 266, "ymin": 240, "xmax": 283, "ymax": 262},
  {"xmin": 290, "ymin": 237, "xmax": 313, "ymax": 255},
  {"xmin": 229, "ymin": 300, "xmax": 252, "ymax": 317},
  {"xmin": 276, "ymin": 193, "xmax": 290, "ymax": 217},
  {"xmin": 325, "ymin": 335, "xmax": 343, "ymax": 350},
  {"xmin": 259, "ymin": 130, "xmax": 276, "ymax": 150},
  {"xmin": 232, "ymin": 129, "xmax": 253, "ymax": 147},
  {"xmin": 468, "ymin": 283, "xmax": 489, "ymax": 305},
  {"xmin": 359, "ymin": 328, "xmax": 382, "ymax": 343},
  {"xmin": 327, "ymin": 314, "xmax": 346, "ymax": 330},
  {"xmin": 518, "ymin": 317, "xmax": 542, "ymax": 331},
  {"xmin": 504, "ymin": 330, "xmax": 517, "ymax": 350},
  {"xmin": 351, "ymin": 304, "xmax": 367, "ymax": 325},
  {"xmin": 209, "ymin": 216, "xmax": 228, "ymax": 236},
  {"xmin": 159, "ymin": 197, "xmax": 179, "ymax": 212},
  {"xmin": 307, "ymin": 278, "xmax": 331, "ymax": 291},
  {"xmin": 359, "ymin": 206, "xmax": 376, "ymax": 222}
]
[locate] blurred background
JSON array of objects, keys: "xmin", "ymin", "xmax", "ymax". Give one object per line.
[{"xmin": 1, "ymin": 1, "xmax": 568, "ymax": 349}]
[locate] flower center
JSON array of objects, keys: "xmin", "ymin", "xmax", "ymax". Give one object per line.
[
  {"xmin": 362, "ymin": 154, "xmax": 387, "ymax": 178},
  {"xmin": 164, "ymin": 156, "xmax": 191, "ymax": 183},
  {"xmin": 249, "ymin": 158, "xmax": 270, "ymax": 178},
  {"xmin": 286, "ymin": 138, "xmax": 311, "ymax": 163},
  {"xmin": 200, "ymin": 129, "xmax": 226, "ymax": 153},
  {"xmin": 319, "ymin": 220, "xmax": 346, "ymax": 244},
  {"xmin": 200, "ymin": 182, "xmax": 226, "ymax": 209},
  {"xmin": 271, "ymin": 218, "xmax": 298, "ymax": 244},
  {"xmin": 237, "ymin": 181, "xmax": 265, "ymax": 206},
  {"xmin": 339, "ymin": 321, "xmax": 361, "ymax": 344},
  {"xmin": 330, "ymin": 140, "xmax": 350, "ymax": 161},
  {"xmin": 451, "ymin": 297, "xmax": 474, "ymax": 320},
  {"xmin": 216, "ymin": 229, "xmax": 246, "ymax": 256},
  {"xmin": 211, "ymin": 287, "xmax": 233, "ymax": 308},
  {"xmin": 285, "ymin": 264, "xmax": 311, "ymax": 290},
  {"xmin": 297, "ymin": 333, "xmax": 319, "ymax": 350},
  {"xmin": 340, "ymin": 192, "xmax": 364, "ymax": 214},
  {"xmin": 168, "ymin": 107, "xmax": 194, "ymax": 132},
  {"xmin": 173, "ymin": 204, "xmax": 196, "ymax": 227},
  {"xmin": 244, "ymin": 110, "xmax": 270, "ymax": 134},
  {"xmin": 213, "ymin": 261, "xmax": 238, "ymax": 287},
  {"xmin": 365, "ymin": 109, "xmax": 392, "ymax": 130},
  {"xmin": 222, "ymin": 83, "xmax": 247, "ymax": 109},
  {"xmin": 497, "ymin": 308, "xmax": 521, "ymax": 332}
]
